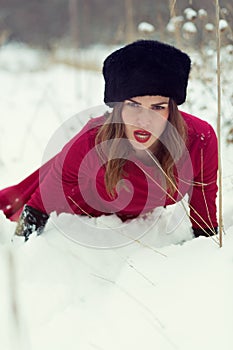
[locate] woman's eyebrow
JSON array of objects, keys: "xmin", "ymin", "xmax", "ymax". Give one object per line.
[
  {"xmin": 151, "ymin": 102, "xmax": 169, "ymax": 106},
  {"xmin": 128, "ymin": 98, "xmax": 169, "ymax": 106},
  {"xmin": 128, "ymin": 98, "xmax": 141, "ymax": 104}
]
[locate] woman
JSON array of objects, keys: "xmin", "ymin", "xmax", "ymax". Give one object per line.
[{"xmin": 0, "ymin": 40, "xmax": 218, "ymax": 241}]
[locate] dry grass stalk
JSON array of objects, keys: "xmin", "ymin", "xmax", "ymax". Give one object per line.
[
  {"xmin": 169, "ymin": 0, "xmax": 181, "ymax": 48},
  {"xmin": 143, "ymin": 151, "xmax": 219, "ymax": 245},
  {"xmin": 215, "ymin": 0, "xmax": 224, "ymax": 247}
]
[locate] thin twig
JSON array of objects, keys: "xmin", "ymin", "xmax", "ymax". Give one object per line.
[
  {"xmin": 113, "ymin": 250, "xmax": 158, "ymax": 287},
  {"xmin": 169, "ymin": 0, "xmax": 176, "ymax": 17},
  {"xmin": 200, "ymin": 149, "xmax": 215, "ymax": 230},
  {"xmin": 169, "ymin": 0, "xmax": 181, "ymax": 48},
  {"xmin": 215, "ymin": 0, "xmax": 224, "ymax": 247},
  {"xmin": 91, "ymin": 273, "xmax": 179, "ymax": 349},
  {"xmin": 141, "ymin": 152, "xmax": 219, "ymax": 244}
]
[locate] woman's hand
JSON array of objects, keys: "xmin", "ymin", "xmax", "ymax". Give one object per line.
[
  {"xmin": 14, "ymin": 205, "xmax": 49, "ymax": 241},
  {"xmin": 192, "ymin": 227, "xmax": 218, "ymax": 238}
]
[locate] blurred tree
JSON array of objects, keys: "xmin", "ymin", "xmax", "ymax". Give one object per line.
[
  {"xmin": 124, "ymin": 0, "xmax": 135, "ymax": 43},
  {"xmin": 0, "ymin": 0, "xmax": 231, "ymax": 48},
  {"xmin": 69, "ymin": 0, "xmax": 79, "ymax": 48}
]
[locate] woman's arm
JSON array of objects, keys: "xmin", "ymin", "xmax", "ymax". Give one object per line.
[{"xmin": 14, "ymin": 123, "xmax": 97, "ymax": 241}]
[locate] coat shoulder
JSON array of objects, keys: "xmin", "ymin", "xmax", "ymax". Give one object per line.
[
  {"xmin": 65, "ymin": 116, "xmax": 105, "ymax": 149},
  {"xmin": 180, "ymin": 110, "xmax": 217, "ymax": 147}
]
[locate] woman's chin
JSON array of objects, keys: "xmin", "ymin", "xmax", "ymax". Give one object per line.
[
  {"xmin": 130, "ymin": 140, "xmax": 149, "ymax": 151},
  {"xmin": 130, "ymin": 138, "xmax": 157, "ymax": 152}
]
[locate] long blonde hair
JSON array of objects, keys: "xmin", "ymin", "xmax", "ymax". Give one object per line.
[{"xmin": 95, "ymin": 99, "xmax": 187, "ymax": 197}]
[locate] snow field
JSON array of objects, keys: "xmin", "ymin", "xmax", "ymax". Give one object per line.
[{"xmin": 0, "ymin": 42, "xmax": 233, "ymax": 350}]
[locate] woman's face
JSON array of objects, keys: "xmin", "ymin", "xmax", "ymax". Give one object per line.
[{"xmin": 121, "ymin": 95, "xmax": 169, "ymax": 151}]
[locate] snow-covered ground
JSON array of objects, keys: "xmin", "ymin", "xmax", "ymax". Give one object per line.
[{"xmin": 0, "ymin": 42, "xmax": 233, "ymax": 350}]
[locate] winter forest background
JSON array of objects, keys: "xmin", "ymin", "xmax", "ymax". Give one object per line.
[
  {"xmin": 0, "ymin": 0, "xmax": 232, "ymax": 137},
  {"xmin": 0, "ymin": 1, "xmax": 233, "ymax": 350},
  {"xmin": 0, "ymin": 0, "xmax": 233, "ymax": 48}
]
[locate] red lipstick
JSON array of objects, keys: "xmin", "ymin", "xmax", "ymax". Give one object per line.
[{"xmin": 133, "ymin": 130, "xmax": 151, "ymax": 143}]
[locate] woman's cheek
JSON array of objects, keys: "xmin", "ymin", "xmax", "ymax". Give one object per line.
[
  {"xmin": 122, "ymin": 113, "xmax": 134, "ymax": 126},
  {"xmin": 151, "ymin": 117, "xmax": 168, "ymax": 137}
]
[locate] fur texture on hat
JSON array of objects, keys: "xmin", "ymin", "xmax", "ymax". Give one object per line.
[{"xmin": 103, "ymin": 40, "xmax": 191, "ymax": 106}]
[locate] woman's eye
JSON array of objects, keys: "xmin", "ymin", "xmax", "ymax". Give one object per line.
[
  {"xmin": 127, "ymin": 102, "xmax": 140, "ymax": 108},
  {"xmin": 152, "ymin": 105, "xmax": 165, "ymax": 111}
]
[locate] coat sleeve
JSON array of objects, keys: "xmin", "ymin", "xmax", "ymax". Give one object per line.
[
  {"xmin": 188, "ymin": 124, "xmax": 218, "ymax": 230},
  {"xmin": 0, "ymin": 157, "xmax": 54, "ymax": 221},
  {"xmin": 0, "ymin": 117, "xmax": 105, "ymax": 221},
  {"xmin": 27, "ymin": 124, "xmax": 97, "ymax": 216}
]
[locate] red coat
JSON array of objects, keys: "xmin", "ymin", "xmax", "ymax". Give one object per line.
[{"xmin": 0, "ymin": 111, "xmax": 218, "ymax": 229}]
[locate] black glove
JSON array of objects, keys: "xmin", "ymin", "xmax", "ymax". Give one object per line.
[
  {"xmin": 14, "ymin": 205, "xmax": 49, "ymax": 241},
  {"xmin": 192, "ymin": 227, "xmax": 218, "ymax": 238}
]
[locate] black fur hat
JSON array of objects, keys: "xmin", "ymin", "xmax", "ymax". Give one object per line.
[{"xmin": 103, "ymin": 40, "xmax": 191, "ymax": 106}]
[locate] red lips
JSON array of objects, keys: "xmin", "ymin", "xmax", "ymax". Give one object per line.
[{"xmin": 133, "ymin": 130, "xmax": 151, "ymax": 143}]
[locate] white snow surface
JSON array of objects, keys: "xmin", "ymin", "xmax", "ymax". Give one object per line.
[{"xmin": 0, "ymin": 43, "xmax": 233, "ymax": 350}]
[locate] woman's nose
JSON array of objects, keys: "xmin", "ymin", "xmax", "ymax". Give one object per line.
[{"xmin": 135, "ymin": 110, "xmax": 152, "ymax": 129}]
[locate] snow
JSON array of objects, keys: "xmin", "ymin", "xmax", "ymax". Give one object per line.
[
  {"xmin": 198, "ymin": 9, "xmax": 208, "ymax": 19},
  {"xmin": 0, "ymin": 42, "xmax": 233, "ymax": 350},
  {"xmin": 221, "ymin": 8, "xmax": 228, "ymax": 16},
  {"xmin": 205, "ymin": 23, "xmax": 215, "ymax": 32},
  {"xmin": 166, "ymin": 16, "xmax": 184, "ymax": 33},
  {"xmin": 138, "ymin": 22, "xmax": 155, "ymax": 33},
  {"xmin": 0, "ymin": 42, "xmax": 48, "ymax": 72},
  {"xmin": 184, "ymin": 8, "xmax": 197, "ymax": 21},
  {"xmin": 226, "ymin": 44, "xmax": 233, "ymax": 54},
  {"xmin": 182, "ymin": 22, "xmax": 197, "ymax": 34},
  {"xmin": 219, "ymin": 19, "xmax": 228, "ymax": 31}
]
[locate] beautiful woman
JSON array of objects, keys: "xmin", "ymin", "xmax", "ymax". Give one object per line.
[{"xmin": 0, "ymin": 40, "xmax": 218, "ymax": 241}]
